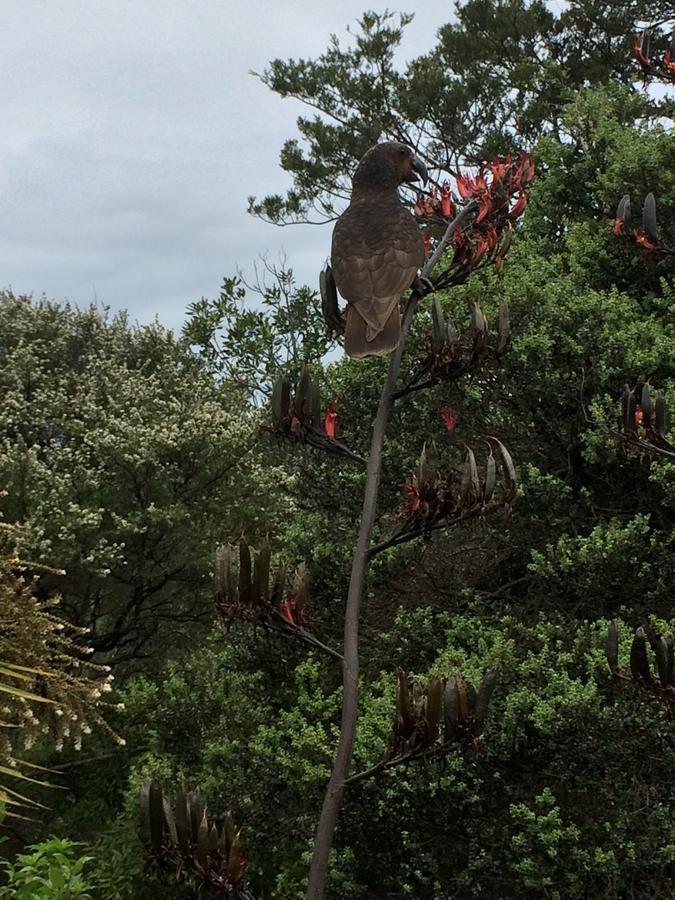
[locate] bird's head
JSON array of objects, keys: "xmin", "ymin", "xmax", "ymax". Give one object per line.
[{"xmin": 352, "ymin": 142, "xmax": 428, "ymax": 191}]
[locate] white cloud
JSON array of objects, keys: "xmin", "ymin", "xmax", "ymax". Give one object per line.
[{"xmin": 0, "ymin": 0, "xmax": 453, "ymax": 330}]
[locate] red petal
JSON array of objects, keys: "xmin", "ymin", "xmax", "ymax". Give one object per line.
[
  {"xmin": 324, "ymin": 401, "xmax": 338, "ymax": 439},
  {"xmin": 441, "ymin": 408, "xmax": 457, "ymax": 432}
]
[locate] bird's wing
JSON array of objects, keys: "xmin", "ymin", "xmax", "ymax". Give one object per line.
[{"xmin": 331, "ymin": 201, "xmax": 424, "ymax": 337}]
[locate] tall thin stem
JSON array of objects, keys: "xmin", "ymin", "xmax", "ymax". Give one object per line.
[{"xmin": 305, "ymin": 202, "xmax": 476, "ymax": 899}]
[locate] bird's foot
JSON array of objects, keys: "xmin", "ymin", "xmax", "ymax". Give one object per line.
[{"xmin": 412, "ymin": 275, "xmax": 435, "ymax": 298}]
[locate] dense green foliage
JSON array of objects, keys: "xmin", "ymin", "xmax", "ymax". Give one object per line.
[
  {"xmin": 0, "ymin": 837, "xmax": 94, "ymax": 899},
  {"xmin": 2, "ymin": 1, "xmax": 675, "ymax": 898}
]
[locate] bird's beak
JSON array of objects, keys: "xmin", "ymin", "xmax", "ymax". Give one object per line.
[{"xmin": 410, "ymin": 155, "xmax": 428, "ymax": 185}]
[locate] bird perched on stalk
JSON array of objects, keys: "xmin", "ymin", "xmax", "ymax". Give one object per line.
[{"xmin": 331, "ymin": 142, "xmax": 428, "ymax": 358}]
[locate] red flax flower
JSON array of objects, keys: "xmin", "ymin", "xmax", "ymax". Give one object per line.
[
  {"xmin": 403, "ymin": 482, "xmax": 421, "ymax": 512},
  {"xmin": 281, "ymin": 597, "xmax": 296, "ymax": 624},
  {"xmin": 324, "ymin": 400, "xmax": 338, "ymax": 439},
  {"xmin": 414, "ymin": 151, "xmax": 534, "ymax": 287},
  {"xmin": 441, "ymin": 408, "xmax": 457, "ymax": 432}
]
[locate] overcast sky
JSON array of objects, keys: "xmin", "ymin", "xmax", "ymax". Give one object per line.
[{"xmin": 1, "ymin": 1, "xmax": 455, "ymax": 331}]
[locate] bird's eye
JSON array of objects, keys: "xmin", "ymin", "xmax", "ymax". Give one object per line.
[{"xmin": 398, "ymin": 147, "xmax": 407, "ymax": 156}]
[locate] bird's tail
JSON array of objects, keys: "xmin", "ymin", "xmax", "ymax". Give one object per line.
[{"xmin": 344, "ymin": 304, "xmax": 401, "ymax": 359}]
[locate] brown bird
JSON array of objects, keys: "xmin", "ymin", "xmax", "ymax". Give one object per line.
[{"xmin": 331, "ymin": 142, "xmax": 428, "ymax": 359}]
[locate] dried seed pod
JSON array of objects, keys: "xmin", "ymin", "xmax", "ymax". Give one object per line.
[
  {"xmin": 493, "ymin": 438, "xmax": 517, "ymax": 501},
  {"xmin": 238, "ymin": 538, "xmax": 252, "ymax": 606},
  {"xmin": 483, "ymin": 450, "xmax": 496, "ymax": 503},
  {"xmin": 148, "ymin": 778, "xmax": 164, "ymax": 855},
  {"xmin": 605, "ymin": 620, "xmax": 619, "ymax": 675},
  {"xmin": 294, "ymin": 563, "xmax": 309, "ymax": 624},
  {"xmin": 655, "ymin": 391, "xmax": 667, "ymax": 439},
  {"xmin": 139, "ymin": 782, "xmax": 151, "ymax": 846},
  {"xmin": 460, "ymin": 447, "xmax": 480, "ymax": 507},
  {"xmin": 465, "ymin": 680, "xmax": 477, "ymax": 716},
  {"xmin": 445, "ymin": 319, "xmax": 460, "ymax": 347},
  {"xmin": 163, "ymin": 794, "xmax": 178, "ymax": 846},
  {"xmin": 431, "ymin": 296, "xmax": 445, "ymax": 354},
  {"xmin": 642, "ymin": 193, "xmax": 658, "ymax": 243},
  {"xmin": 656, "ymin": 636, "xmax": 669, "ymax": 688},
  {"xmin": 666, "ymin": 634, "xmax": 674, "ymax": 686},
  {"xmin": 474, "ymin": 670, "xmax": 497, "ymax": 736},
  {"xmin": 174, "ymin": 786, "xmax": 191, "ymax": 855},
  {"xmin": 622, "ymin": 385, "xmax": 637, "ymax": 434},
  {"xmin": 254, "ymin": 540, "xmax": 271, "ymax": 605},
  {"xmin": 425, "ymin": 676, "xmax": 443, "ymax": 745},
  {"xmin": 270, "ymin": 559, "xmax": 286, "ymax": 608},
  {"xmin": 196, "ymin": 809, "xmax": 209, "ymax": 872},
  {"xmin": 456, "ymin": 674, "xmax": 469, "ymax": 722},
  {"xmin": 296, "ymin": 365, "xmax": 312, "ymax": 423},
  {"xmin": 630, "ymin": 627, "xmax": 652, "ymax": 683},
  {"xmin": 208, "ymin": 822, "xmax": 219, "ymax": 852},
  {"xmin": 308, "ymin": 377, "xmax": 322, "ymax": 428},
  {"xmin": 187, "ymin": 789, "xmax": 205, "ymax": 844},
  {"xmin": 443, "ymin": 677, "xmax": 460, "ymax": 740},
  {"xmin": 616, "ymin": 194, "xmax": 631, "ymax": 229},
  {"xmin": 271, "ymin": 376, "xmax": 290, "ymax": 427},
  {"xmin": 471, "ymin": 301, "xmax": 487, "ymax": 352},
  {"xmin": 641, "ymin": 384, "xmax": 654, "ymax": 425},
  {"xmin": 320, "ymin": 265, "xmax": 344, "ymax": 335}
]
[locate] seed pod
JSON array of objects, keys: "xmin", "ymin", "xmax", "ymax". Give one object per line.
[
  {"xmin": 254, "ymin": 540, "xmax": 271, "ymax": 605},
  {"xmin": 187, "ymin": 789, "xmax": 205, "ymax": 844},
  {"xmin": 605, "ymin": 620, "xmax": 619, "ymax": 675},
  {"xmin": 208, "ymin": 822, "xmax": 219, "ymax": 852},
  {"xmin": 616, "ymin": 194, "xmax": 631, "ymax": 229},
  {"xmin": 148, "ymin": 778, "xmax": 164, "ymax": 856},
  {"xmin": 228, "ymin": 829, "xmax": 243, "ymax": 878},
  {"xmin": 642, "ymin": 192, "xmax": 658, "ymax": 243},
  {"xmin": 174, "ymin": 786, "xmax": 191, "ymax": 855},
  {"xmin": 497, "ymin": 299, "xmax": 510, "ymax": 354},
  {"xmin": 499, "ymin": 225, "xmax": 513, "ymax": 258},
  {"xmin": 471, "ymin": 301, "xmax": 487, "ymax": 353},
  {"xmin": 221, "ymin": 811, "xmax": 235, "ymax": 857},
  {"xmin": 493, "ymin": 438, "xmax": 517, "ymax": 501},
  {"xmin": 296, "ymin": 365, "xmax": 312, "ymax": 423},
  {"xmin": 456, "ymin": 674, "xmax": 469, "ymax": 722},
  {"xmin": 473, "ymin": 670, "xmax": 497, "ymax": 736},
  {"xmin": 443, "ymin": 677, "xmax": 460, "ymax": 741},
  {"xmin": 666, "ymin": 634, "xmax": 674, "ymax": 686},
  {"xmin": 294, "ymin": 564, "xmax": 309, "ymax": 624},
  {"xmin": 641, "ymin": 384, "xmax": 654, "ymax": 425},
  {"xmin": 270, "ymin": 559, "xmax": 286, "ymax": 608},
  {"xmin": 630, "ymin": 626, "xmax": 652, "ymax": 683},
  {"xmin": 308, "ymin": 377, "xmax": 322, "ymax": 428},
  {"xmin": 196, "ymin": 809, "xmax": 209, "ymax": 872},
  {"xmin": 483, "ymin": 450, "xmax": 496, "ymax": 502},
  {"xmin": 238, "ymin": 538, "xmax": 251, "ymax": 606},
  {"xmin": 139, "ymin": 782, "xmax": 151, "ymax": 846},
  {"xmin": 425, "ymin": 676, "xmax": 443, "ymax": 745},
  {"xmin": 163, "ymin": 794, "xmax": 178, "ymax": 847},
  {"xmin": 396, "ymin": 669, "xmax": 413, "ymax": 738},
  {"xmin": 431, "ymin": 296, "xmax": 445, "ymax": 354},
  {"xmin": 416, "ymin": 442, "xmax": 428, "ymax": 487},
  {"xmin": 445, "ymin": 319, "xmax": 460, "ymax": 347},
  {"xmin": 271, "ymin": 376, "xmax": 283, "ymax": 426},
  {"xmin": 622, "ymin": 385, "xmax": 637, "ymax": 434},
  {"xmin": 320, "ymin": 264, "xmax": 344, "ymax": 335},
  {"xmin": 655, "ymin": 391, "xmax": 667, "ymax": 439},
  {"xmin": 656, "ymin": 636, "xmax": 669, "ymax": 688},
  {"xmin": 460, "ymin": 447, "xmax": 480, "ymax": 507},
  {"xmin": 465, "ymin": 680, "xmax": 477, "ymax": 715}
]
